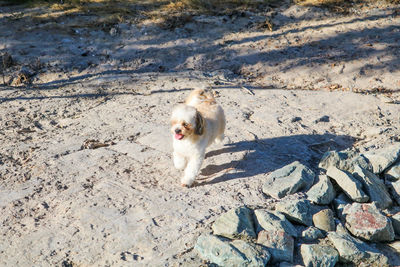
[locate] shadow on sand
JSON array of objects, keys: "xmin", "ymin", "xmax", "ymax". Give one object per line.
[{"xmin": 199, "ymin": 133, "xmax": 357, "ymax": 185}]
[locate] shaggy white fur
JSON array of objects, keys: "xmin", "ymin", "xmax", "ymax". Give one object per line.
[{"xmin": 170, "ymin": 89, "xmax": 225, "ymax": 187}]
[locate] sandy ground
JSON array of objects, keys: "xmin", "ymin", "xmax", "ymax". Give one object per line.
[{"xmin": 1, "ymin": 1, "xmax": 400, "ymax": 266}]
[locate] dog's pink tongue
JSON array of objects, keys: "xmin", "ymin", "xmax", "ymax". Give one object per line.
[{"xmin": 175, "ymin": 133, "xmax": 184, "ymax": 140}]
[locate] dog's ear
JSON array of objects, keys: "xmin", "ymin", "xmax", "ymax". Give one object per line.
[{"xmin": 195, "ymin": 111, "xmax": 204, "ymax": 135}]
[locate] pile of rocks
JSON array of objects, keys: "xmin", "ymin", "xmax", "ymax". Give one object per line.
[{"xmin": 195, "ymin": 144, "xmax": 400, "ymax": 266}]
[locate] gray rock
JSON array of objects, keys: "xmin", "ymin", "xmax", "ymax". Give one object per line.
[
  {"xmin": 313, "ymin": 209, "xmax": 335, "ymax": 232},
  {"xmin": 301, "ymin": 226, "xmax": 325, "ymax": 241},
  {"xmin": 262, "ymin": 161, "xmax": 315, "ymax": 199},
  {"xmin": 195, "ymin": 234, "xmax": 247, "ymax": 266},
  {"xmin": 362, "ymin": 144, "xmax": 400, "ymax": 174},
  {"xmin": 300, "ymin": 244, "xmax": 339, "ymax": 267},
  {"xmin": 195, "ymin": 234, "xmax": 271, "ymax": 266},
  {"xmin": 212, "ymin": 206, "xmax": 256, "ymax": 240},
  {"xmin": 253, "ymin": 209, "xmax": 297, "ymax": 237},
  {"xmin": 257, "ymin": 230, "xmax": 294, "ymax": 263},
  {"xmin": 333, "ymin": 193, "xmax": 351, "ymax": 220},
  {"xmin": 319, "ymin": 150, "xmax": 371, "ymax": 172},
  {"xmin": 279, "ymin": 262, "xmax": 303, "ymax": 267},
  {"xmin": 388, "ymin": 180, "xmax": 400, "ymax": 205},
  {"xmin": 230, "ymin": 239, "xmax": 271, "ymax": 267},
  {"xmin": 385, "ymin": 161, "xmax": 400, "ymax": 181},
  {"xmin": 352, "ymin": 165, "xmax": 392, "ymax": 209},
  {"xmin": 275, "ymin": 195, "xmax": 314, "ymax": 226},
  {"xmin": 306, "ymin": 175, "xmax": 336, "ymax": 205},
  {"xmin": 390, "ymin": 212, "xmax": 400, "ymax": 235},
  {"xmin": 326, "ymin": 166, "xmax": 369, "ymax": 202},
  {"xmin": 343, "ymin": 203, "xmax": 395, "ymax": 242},
  {"xmin": 328, "ymin": 231, "xmax": 389, "ymax": 266}
]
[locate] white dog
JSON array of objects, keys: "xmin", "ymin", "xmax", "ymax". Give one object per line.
[{"xmin": 170, "ymin": 89, "xmax": 226, "ymax": 187}]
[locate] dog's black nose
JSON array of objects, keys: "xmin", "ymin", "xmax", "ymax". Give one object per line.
[{"xmin": 175, "ymin": 128, "xmax": 182, "ymax": 134}]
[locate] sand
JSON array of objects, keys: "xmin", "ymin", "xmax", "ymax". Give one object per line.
[{"xmin": 0, "ymin": 1, "xmax": 400, "ymax": 266}]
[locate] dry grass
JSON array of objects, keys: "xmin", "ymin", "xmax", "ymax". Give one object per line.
[
  {"xmin": 4, "ymin": 0, "xmax": 399, "ymax": 29},
  {"xmin": 295, "ymin": 0, "xmax": 400, "ymax": 12}
]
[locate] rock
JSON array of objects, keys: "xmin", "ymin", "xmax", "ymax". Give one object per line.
[
  {"xmin": 385, "ymin": 161, "xmax": 400, "ymax": 181},
  {"xmin": 279, "ymin": 262, "xmax": 303, "ymax": 267},
  {"xmin": 253, "ymin": 209, "xmax": 297, "ymax": 237},
  {"xmin": 390, "ymin": 212, "xmax": 400, "ymax": 235},
  {"xmin": 319, "ymin": 150, "xmax": 371, "ymax": 172},
  {"xmin": 301, "ymin": 226, "xmax": 325, "ymax": 241},
  {"xmin": 388, "ymin": 180, "xmax": 400, "ymax": 205},
  {"xmin": 387, "ymin": 241, "xmax": 400, "ymax": 252},
  {"xmin": 333, "ymin": 193, "xmax": 351, "ymax": 220},
  {"xmin": 313, "ymin": 209, "xmax": 335, "ymax": 232},
  {"xmin": 212, "ymin": 206, "xmax": 256, "ymax": 240},
  {"xmin": 230, "ymin": 239, "xmax": 271, "ymax": 266},
  {"xmin": 343, "ymin": 203, "xmax": 394, "ymax": 242},
  {"xmin": 362, "ymin": 144, "xmax": 400, "ymax": 174},
  {"xmin": 195, "ymin": 234, "xmax": 270, "ymax": 266},
  {"xmin": 306, "ymin": 175, "xmax": 335, "ymax": 205},
  {"xmin": 314, "ymin": 115, "xmax": 330, "ymax": 123},
  {"xmin": 262, "ymin": 161, "xmax": 315, "ymax": 199},
  {"xmin": 195, "ymin": 234, "xmax": 247, "ymax": 265},
  {"xmin": 352, "ymin": 165, "xmax": 392, "ymax": 208},
  {"xmin": 300, "ymin": 244, "xmax": 339, "ymax": 267},
  {"xmin": 257, "ymin": 230, "xmax": 294, "ymax": 263},
  {"xmin": 375, "ymin": 241, "xmax": 400, "ymax": 267},
  {"xmin": 328, "ymin": 231, "xmax": 389, "ymax": 266},
  {"xmin": 275, "ymin": 195, "xmax": 314, "ymax": 226},
  {"xmin": 326, "ymin": 166, "xmax": 369, "ymax": 202}
]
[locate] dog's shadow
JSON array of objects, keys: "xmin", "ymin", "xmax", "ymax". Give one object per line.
[{"xmin": 197, "ymin": 133, "xmax": 357, "ymax": 186}]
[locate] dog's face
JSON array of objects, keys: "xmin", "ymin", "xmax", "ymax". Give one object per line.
[{"xmin": 171, "ymin": 104, "xmax": 204, "ymax": 141}]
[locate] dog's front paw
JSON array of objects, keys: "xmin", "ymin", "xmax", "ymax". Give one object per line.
[{"xmin": 181, "ymin": 177, "xmax": 195, "ymax": 188}]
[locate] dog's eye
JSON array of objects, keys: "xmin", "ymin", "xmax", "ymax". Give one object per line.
[{"xmin": 182, "ymin": 122, "xmax": 188, "ymax": 128}]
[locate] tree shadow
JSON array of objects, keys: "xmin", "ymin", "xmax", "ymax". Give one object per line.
[{"xmin": 198, "ymin": 133, "xmax": 357, "ymax": 185}]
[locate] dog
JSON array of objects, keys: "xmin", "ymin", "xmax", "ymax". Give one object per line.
[{"xmin": 170, "ymin": 89, "xmax": 225, "ymax": 187}]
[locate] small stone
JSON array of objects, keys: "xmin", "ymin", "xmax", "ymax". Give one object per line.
[
  {"xmin": 385, "ymin": 162, "xmax": 400, "ymax": 181},
  {"xmin": 253, "ymin": 209, "xmax": 297, "ymax": 237},
  {"xmin": 319, "ymin": 150, "xmax": 371, "ymax": 172},
  {"xmin": 313, "ymin": 209, "xmax": 335, "ymax": 232},
  {"xmin": 328, "ymin": 231, "xmax": 389, "ymax": 266},
  {"xmin": 275, "ymin": 195, "xmax": 314, "ymax": 226},
  {"xmin": 257, "ymin": 230, "xmax": 294, "ymax": 263},
  {"xmin": 262, "ymin": 161, "xmax": 315, "ymax": 199},
  {"xmin": 109, "ymin": 27, "xmax": 118, "ymax": 36},
  {"xmin": 306, "ymin": 175, "xmax": 336, "ymax": 205},
  {"xmin": 300, "ymin": 244, "xmax": 339, "ymax": 267},
  {"xmin": 212, "ymin": 206, "xmax": 256, "ymax": 240},
  {"xmin": 390, "ymin": 212, "xmax": 400, "ymax": 235},
  {"xmin": 194, "ymin": 234, "xmax": 247, "ymax": 265},
  {"xmin": 291, "ymin": 116, "xmax": 302, "ymax": 123},
  {"xmin": 388, "ymin": 180, "xmax": 400, "ymax": 205},
  {"xmin": 387, "ymin": 241, "xmax": 400, "ymax": 252},
  {"xmin": 326, "ymin": 166, "xmax": 369, "ymax": 202},
  {"xmin": 343, "ymin": 203, "xmax": 395, "ymax": 242},
  {"xmin": 315, "ymin": 115, "xmax": 330, "ymax": 123},
  {"xmin": 333, "ymin": 193, "xmax": 351, "ymax": 220},
  {"xmin": 301, "ymin": 226, "xmax": 325, "ymax": 241},
  {"xmin": 279, "ymin": 262, "xmax": 303, "ymax": 267},
  {"xmin": 362, "ymin": 144, "xmax": 400, "ymax": 174},
  {"xmin": 352, "ymin": 165, "xmax": 392, "ymax": 209}
]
